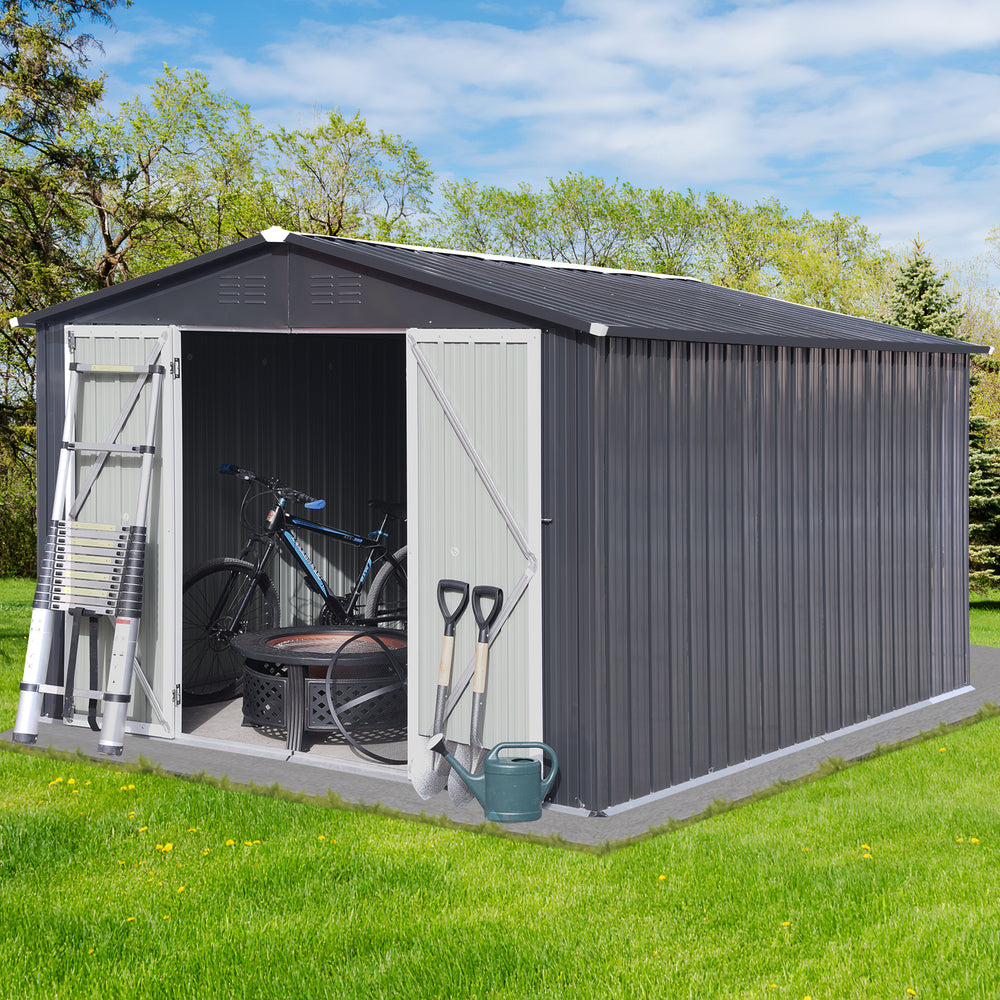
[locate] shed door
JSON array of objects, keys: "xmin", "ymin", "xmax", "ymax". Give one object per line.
[
  {"xmin": 406, "ymin": 329, "xmax": 542, "ymax": 750},
  {"xmin": 65, "ymin": 325, "xmax": 182, "ymax": 739}
]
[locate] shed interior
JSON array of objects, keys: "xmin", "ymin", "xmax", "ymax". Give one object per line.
[{"xmin": 179, "ymin": 329, "xmax": 408, "ymax": 750}]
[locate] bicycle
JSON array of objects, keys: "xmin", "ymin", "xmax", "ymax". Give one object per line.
[{"xmin": 182, "ymin": 463, "xmax": 406, "ymax": 701}]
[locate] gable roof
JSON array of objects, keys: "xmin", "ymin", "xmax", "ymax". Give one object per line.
[{"xmin": 14, "ymin": 229, "xmax": 988, "ymax": 355}]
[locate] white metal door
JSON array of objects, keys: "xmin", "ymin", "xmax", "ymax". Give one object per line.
[
  {"xmin": 406, "ymin": 329, "xmax": 542, "ymax": 757},
  {"xmin": 65, "ymin": 325, "xmax": 182, "ymax": 738}
]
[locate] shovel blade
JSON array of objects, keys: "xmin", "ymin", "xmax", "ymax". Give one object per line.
[{"xmin": 410, "ymin": 738, "xmax": 454, "ymax": 800}]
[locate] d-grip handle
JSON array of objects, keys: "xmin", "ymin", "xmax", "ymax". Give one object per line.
[
  {"xmin": 437, "ymin": 579, "xmax": 470, "ymax": 636},
  {"xmin": 472, "ymin": 585, "xmax": 503, "ymax": 643},
  {"xmin": 488, "ymin": 742, "xmax": 559, "ymax": 795}
]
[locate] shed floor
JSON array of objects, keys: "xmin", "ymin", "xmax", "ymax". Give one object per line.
[{"xmin": 8, "ymin": 646, "xmax": 1000, "ymax": 848}]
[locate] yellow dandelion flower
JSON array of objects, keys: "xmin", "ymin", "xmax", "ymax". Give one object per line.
[
  {"xmin": 863, "ymin": 853, "xmax": 873, "ymax": 860},
  {"xmin": 88, "ymin": 949, "xmax": 94, "ymax": 955},
  {"xmin": 187, "ymin": 828, "xmax": 198, "ymax": 833},
  {"xmin": 225, "ymin": 839, "xmax": 235, "ymax": 847},
  {"xmin": 67, "ymin": 778, "xmax": 75, "ymax": 785},
  {"xmin": 318, "ymin": 835, "xmax": 326, "ymax": 841},
  {"xmin": 939, "ymin": 747, "xmax": 946, "ymax": 753},
  {"xmin": 956, "ymin": 837, "xmax": 965, "ymax": 843},
  {"xmin": 72, "ymin": 790, "xmax": 80, "ymax": 795},
  {"xmin": 163, "ymin": 915, "xmax": 169, "ymax": 920},
  {"xmin": 253, "ymin": 840, "xmax": 261, "ymax": 844},
  {"xmin": 177, "ymin": 886, "xmax": 185, "ymax": 893},
  {"xmin": 202, "ymin": 849, "xmax": 211, "ymax": 856},
  {"xmin": 126, "ymin": 917, "xmax": 135, "ymax": 923},
  {"xmin": 972, "ymin": 838, "xmax": 980, "ymax": 844},
  {"xmin": 781, "ymin": 921, "xmax": 791, "ymax": 927},
  {"xmin": 128, "ymin": 784, "xmax": 135, "ymax": 790},
  {"xmin": 120, "ymin": 786, "xmax": 128, "ymax": 791},
  {"xmin": 118, "ymin": 860, "xmax": 126, "ymax": 866},
  {"xmin": 244, "ymin": 840, "xmax": 253, "ymax": 846},
  {"xmin": 139, "ymin": 826, "xmax": 148, "ymax": 832},
  {"xmin": 657, "ymin": 874, "xmax": 666, "ymax": 881},
  {"xmin": 129, "ymin": 812, "xmax": 135, "ymax": 818},
  {"xmin": 907, "ymin": 990, "xmax": 916, "ymax": 997},
  {"xmin": 861, "ymin": 843, "xmax": 871, "ymax": 851}
]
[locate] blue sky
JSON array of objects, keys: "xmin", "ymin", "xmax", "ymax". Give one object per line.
[{"xmin": 91, "ymin": 0, "xmax": 1000, "ymax": 268}]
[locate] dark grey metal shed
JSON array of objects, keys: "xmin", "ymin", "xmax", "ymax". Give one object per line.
[{"xmin": 18, "ymin": 228, "xmax": 987, "ymax": 814}]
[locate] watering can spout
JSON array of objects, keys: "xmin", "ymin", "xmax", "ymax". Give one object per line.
[{"xmin": 429, "ymin": 733, "xmax": 488, "ymax": 808}]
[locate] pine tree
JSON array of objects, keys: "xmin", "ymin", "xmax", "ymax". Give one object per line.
[
  {"xmin": 887, "ymin": 238, "xmax": 1000, "ymax": 590},
  {"xmin": 886, "ymin": 238, "xmax": 965, "ymax": 338}
]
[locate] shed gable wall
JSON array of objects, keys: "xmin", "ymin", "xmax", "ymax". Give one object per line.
[{"xmin": 542, "ymin": 333, "xmax": 971, "ymax": 812}]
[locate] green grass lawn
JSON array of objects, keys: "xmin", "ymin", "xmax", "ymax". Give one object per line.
[{"xmin": 2, "ymin": 578, "xmax": 1000, "ymax": 998}]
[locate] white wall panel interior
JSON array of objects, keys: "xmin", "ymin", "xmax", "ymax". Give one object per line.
[{"xmin": 407, "ymin": 330, "xmax": 542, "ymax": 750}]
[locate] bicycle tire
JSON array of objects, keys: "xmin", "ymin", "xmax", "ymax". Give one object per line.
[
  {"xmin": 182, "ymin": 557, "xmax": 280, "ymax": 702},
  {"xmin": 364, "ymin": 546, "xmax": 407, "ymax": 629}
]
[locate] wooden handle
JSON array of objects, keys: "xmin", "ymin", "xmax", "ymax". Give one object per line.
[{"xmin": 438, "ymin": 634, "xmax": 455, "ymax": 687}]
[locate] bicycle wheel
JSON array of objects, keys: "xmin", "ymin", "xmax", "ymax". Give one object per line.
[
  {"xmin": 182, "ymin": 557, "xmax": 280, "ymax": 702},
  {"xmin": 364, "ymin": 546, "xmax": 407, "ymax": 629}
]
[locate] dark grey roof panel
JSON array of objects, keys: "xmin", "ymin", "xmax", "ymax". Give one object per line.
[
  {"xmin": 297, "ymin": 235, "xmax": 987, "ymax": 355},
  {"xmin": 16, "ymin": 230, "xmax": 988, "ymax": 355}
]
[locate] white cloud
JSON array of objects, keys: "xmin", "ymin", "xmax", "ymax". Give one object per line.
[{"xmin": 92, "ymin": 0, "xmax": 1000, "ymax": 265}]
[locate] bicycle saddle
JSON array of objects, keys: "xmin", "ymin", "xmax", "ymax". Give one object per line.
[{"xmin": 369, "ymin": 499, "xmax": 406, "ymax": 520}]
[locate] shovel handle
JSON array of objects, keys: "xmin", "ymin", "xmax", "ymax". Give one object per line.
[
  {"xmin": 437, "ymin": 579, "xmax": 470, "ymax": 637},
  {"xmin": 472, "ymin": 585, "xmax": 503, "ymax": 643}
]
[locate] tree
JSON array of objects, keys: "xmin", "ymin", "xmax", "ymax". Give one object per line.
[
  {"xmin": 886, "ymin": 238, "xmax": 1000, "ymax": 589},
  {"xmin": 884, "ymin": 237, "xmax": 964, "ymax": 338},
  {"xmin": 73, "ymin": 67, "xmax": 285, "ymax": 283},
  {"xmin": 431, "ymin": 174, "xmax": 701, "ymax": 273},
  {"xmin": 273, "ymin": 111, "xmax": 433, "ymax": 243},
  {"xmin": 1, "ymin": 0, "xmax": 125, "ymax": 572},
  {"xmin": 431, "ymin": 174, "xmax": 892, "ymax": 318}
]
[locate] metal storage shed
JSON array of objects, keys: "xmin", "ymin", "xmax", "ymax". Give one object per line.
[{"xmin": 17, "ymin": 227, "xmax": 988, "ymax": 814}]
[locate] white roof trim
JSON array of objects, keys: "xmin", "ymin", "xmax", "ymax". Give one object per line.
[
  {"xmin": 290, "ymin": 232, "xmax": 702, "ymax": 283},
  {"xmin": 260, "ymin": 226, "xmax": 291, "ymax": 243},
  {"xmin": 8, "ymin": 316, "xmax": 18, "ymax": 328}
]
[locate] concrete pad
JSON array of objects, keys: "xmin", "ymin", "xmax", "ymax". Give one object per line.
[{"xmin": 7, "ymin": 646, "xmax": 1000, "ymax": 848}]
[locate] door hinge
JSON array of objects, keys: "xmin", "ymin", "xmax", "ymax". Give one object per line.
[
  {"xmin": 67, "ymin": 331, "xmax": 76, "ymax": 352},
  {"xmin": 169, "ymin": 357, "xmax": 182, "ymax": 379},
  {"xmin": 172, "ymin": 683, "xmax": 182, "ymax": 706}
]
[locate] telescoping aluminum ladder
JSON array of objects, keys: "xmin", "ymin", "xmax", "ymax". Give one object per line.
[{"xmin": 12, "ymin": 332, "xmax": 170, "ymax": 756}]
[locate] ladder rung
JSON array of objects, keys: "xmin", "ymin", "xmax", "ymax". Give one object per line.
[
  {"xmin": 64, "ymin": 441, "xmax": 153, "ymax": 455},
  {"xmin": 70, "ymin": 362, "xmax": 166, "ymax": 375},
  {"xmin": 53, "ymin": 569, "xmax": 123, "ymax": 584},
  {"xmin": 38, "ymin": 684, "xmax": 103, "ymax": 699},
  {"xmin": 57, "ymin": 524, "xmax": 129, "ymax": 542},
  {"xmin": 57, "ymin": 552, "xmax": 126, "ymax": 568}
]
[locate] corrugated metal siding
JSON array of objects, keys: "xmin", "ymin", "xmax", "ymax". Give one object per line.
[
  {"xmin": 543, "ymin": 333, "xmax": 971, "ymax": 812},
  {"xmin": 181, "ymin": 332, "xmax": 407, "ymax": 623}
]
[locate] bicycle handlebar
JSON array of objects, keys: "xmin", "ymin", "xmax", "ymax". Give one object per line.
[{"xmin": 219, "ymin": 463, "xmax": 326, "ymax": 509}]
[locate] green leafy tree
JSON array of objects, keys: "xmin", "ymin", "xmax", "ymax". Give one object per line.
[
  {"xmin": 273, "ymin": 111, "xmax": 433, "ymax": 243},
  {"xmin": 74, "ymin": 67, "xmax": 285, "ymax": 282},
  {"xmin": 1, "ymin": 0, "xmax": 126, "ymax": 572},
  {"xmin": 432, "ymin": 174, "xmax": 891, "ymax": 317},
  {"xmin": 432, "ymin": 174, "xmax": 701, "ymax": 273}
]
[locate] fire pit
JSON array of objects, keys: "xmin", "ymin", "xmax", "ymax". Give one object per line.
[{"xmin": 232, "ymin": 627, "xmax": 406, "ymax": 762}]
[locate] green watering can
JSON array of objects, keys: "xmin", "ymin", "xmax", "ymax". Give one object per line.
[{"xmin": 429, "ymin": 735, "xmax": 558, "ymax": 823}]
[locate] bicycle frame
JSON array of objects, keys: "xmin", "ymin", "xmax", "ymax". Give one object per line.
[{"xmin": 234, "ymin": 497, "xmax": 392, "ymax": 626}]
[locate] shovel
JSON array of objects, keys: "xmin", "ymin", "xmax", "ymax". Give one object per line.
[
  {"xmin": 410, "ymin": 580, "xmax": 469, "ymax": 799},
  {"xmin": 448, "ymin": 585, "xmax": 503, "ymax": 806}
]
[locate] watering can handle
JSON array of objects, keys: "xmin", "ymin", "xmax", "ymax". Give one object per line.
[
  {"xmin": 472, "ymin": 585, "xmax": 503, "ymax": 643},
  {"xmin": 489, "ymin": 742, "xmax": 559, "ymax": 796},
  {"xmin": 437, "ymin": 579, "xmax": 470, "ymax": 636}
]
